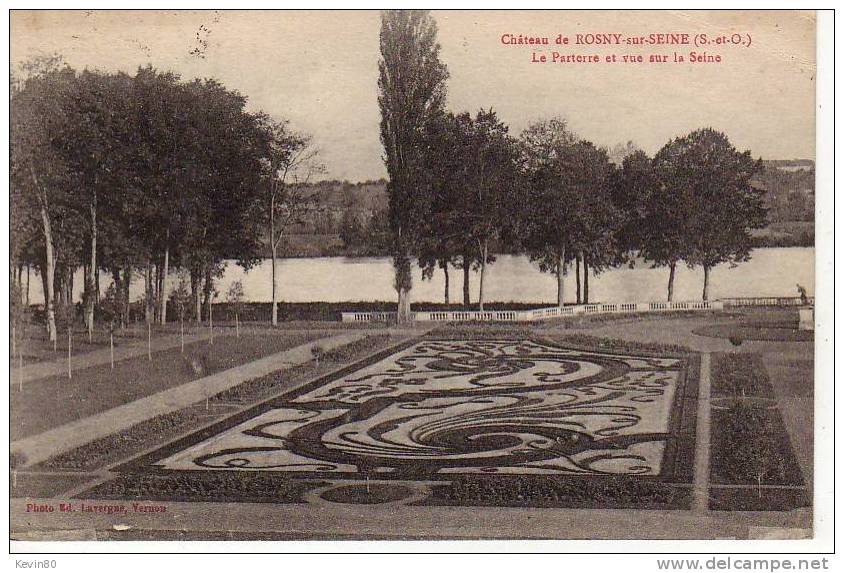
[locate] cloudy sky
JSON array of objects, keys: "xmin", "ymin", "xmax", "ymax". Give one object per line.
[{"xmin": 11, "ymin": 10, "xmax": 816, "ymax": 181}]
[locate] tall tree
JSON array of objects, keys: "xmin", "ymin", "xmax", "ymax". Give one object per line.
[
  {"xmin": 451, "ymin": 109, "xmax": 520, "ymax": 311},
  {"xmin": 255, "ymin": 114, "xmax": 320, "ymax": 325},
  {"xmin": 520, "ymin": 121, "xmax": 618, "ymax": 307},
  {"xmin": 658, "ymin": 129, "xmax": 767, "ymax": 300},
  {"xmin": 621, "ymin": 149, "xmax": 686, "ymax": 301},
  {"xmin": 519, "ymin": 118, "xmax": 579, "ymax": 307},
  {"xmin": 50, "ymin": 69, "xmax": 134, "ymax": 338},
  {"xmin": 378, "ymin": 9, "xmax": 448, "ymax": 321},
  {"xmin": 173, "ymin": 77, "xmax": 267, "ymax": 322},
  {"xmin": 417, "ymin": 112, "xmax": 465, "ymax": 305},
  {"xmin": 10, "ymin": 58, "xmax": 78, "ymax": 342},
  {"xmin": 569, "ymin": 142, "xmax": 622, "ymax": 304}
]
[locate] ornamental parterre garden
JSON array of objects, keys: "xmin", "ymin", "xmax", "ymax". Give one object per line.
[
  {"xmin": 84, "ymin": 337, "xmax": 698, "ymax": 508},
  {"xmin": 75, "ymin": 327, "xmax": 801, "ymax": 512},
  {"xmin": 11, "ymin": 309, "xmax": 812, "ymax": 539}
]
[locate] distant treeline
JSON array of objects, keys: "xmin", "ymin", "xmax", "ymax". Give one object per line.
[{"xmin": 284, "ymin": 159, "xmax": 815, "ymax": 256}]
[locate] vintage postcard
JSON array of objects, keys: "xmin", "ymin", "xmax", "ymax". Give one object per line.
[{"xmin": 7, "ymin": 8, "xmax": 829, "ymax": 550}]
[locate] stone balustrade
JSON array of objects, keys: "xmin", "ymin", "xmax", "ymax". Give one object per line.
[{"xmin": 340, "ymin": 299, "xmax": 729, "ymax": 323}]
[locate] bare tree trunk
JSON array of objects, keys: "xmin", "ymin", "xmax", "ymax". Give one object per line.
[
  {"xmin": 576, "ymin": 254, "xmax": 581, "ymax": 304},
  {"xmin": 67, "ymin": 327, "xmax": 72, "ymax": 379},
  {"xmin": 159, "ymin": 241, "xmax": 170, "ymax": 325},
  {"xmin": 84, "ymin": 264, "xmax": 92, "ymax": 343},
  {"xmin": 702, "ymin": 265, "xmax": 711, "ymax": 301},
  {"xmin": 30, "ymin": 164, "xmax": 57, "ymax": 342},
  {"xmin": 441, "ymin": 261, "xmax": 450, "ymax": 305},
  {"xmin": 190, "ymin": 269, "xmax": 201, "ymax": 324},
  {"xmin": 397, "ymin": 287, "xmax": 411, "ymax": 322},
  {"xmin": 85, "ymin": 194, "xmax": 97, "ymax": 340},
  {"xmin": 208, "ymin": 295, "xmax": 214, "ymax": 345},
  {"xmin": 204, "ymin": 266, "xmax": 213, "ymax": 324},
  {"xmin": 65, "ymin": 268, "xmax": 74, "ymax": 311},
  {"xmin": 478, "ymin": 241, "xmax": 488, "ymax": 312},
  {"xmin": 271, "ymin": 244, "xmax": 279, "ymax": 325},
  {"xmin": 25, "ymin": 264, "xmax": 31, "ymax": 308},
  {"xmin": 462, "ymin": 254, "xmax": 471, "ymax": 308},
  {"xmin": 55, "ymin": 267, "xmax": 65, "ymax": 310},
  {"xmin": 38, "ymin": 199, "xmax": 57, "ymax": 342},
  {"xmin": 121, "ymin": 265, "xmax": 131, "ymax": 327},
  {"xmin": 557, "ymin": 247, "xmax": 566, "ymax": 308},
  {"xmin": 39, "ymin": 264, "xmax": 48, "ymax": 323},
  {"xmin": 583, "ymin": 256, "xmax": 590, "ymax": 304},
  {"xmin": 667, "ymin": 261, "xmax": 677, "ymax": 302},
  {"xmin": 16, "ymin": 264, "xmax": 24, "ymax": 304},
  {"xmin": 154, "ymin": 261, "xmax": 162, "ymax": 321},
  {"xmin": 144, "ymin": 261, "xmax": 154, "ymax": 324},
  {"xmin": 111, "ymin": 268, "xmax": 122, "ymax": 328}
]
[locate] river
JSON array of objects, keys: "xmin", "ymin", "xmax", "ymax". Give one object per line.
[{"xmin": 27, "ymin": 247, "xmax": 814, "ymax": 306}]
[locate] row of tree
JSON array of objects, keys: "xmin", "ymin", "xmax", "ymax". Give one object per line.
[
  {"xmin": 10, "ymin": 12, "xmax": 769, "ymax": 335},
  {"xmin": 377, "ymin": 10, "xmax": 768, "ymax": 320},
  {"xmin": 10, "ymin": 58, "xmax": 319, "ymax": 342}
]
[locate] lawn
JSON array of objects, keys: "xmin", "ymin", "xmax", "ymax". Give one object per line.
[
  {"xmin": 36, "ymin": 334, "xmax": 397, "ymax": 474},
  {"xmin": 708, "ymin": 352, "xmax": 807, "ymax": 511},
  {"xmin": 11, "ymin": 323, "xmax": 161, "ymax": 365},
  {"xmin": 11, "ymin": 331, "xmax": 326, "ymax": 441}
]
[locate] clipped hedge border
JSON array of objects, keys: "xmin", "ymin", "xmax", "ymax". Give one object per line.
[
  {"xmin": 542, "ymin": 333, "xmax": 693, "ymax": 357},
  {"xmin": 82, "ymin": 472, "xmax": 326, "ymax": 504},
  {"xmin": 420, "ymin": 475, "xmax": 691, "ymax": 510}
]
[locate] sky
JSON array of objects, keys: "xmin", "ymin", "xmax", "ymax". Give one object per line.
[{"xmin": 11, "ymin": 10, "xmax": 816, "ymax": 181}]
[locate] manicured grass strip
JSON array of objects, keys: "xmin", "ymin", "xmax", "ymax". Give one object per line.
[
  {"xmin": 11, "ymin": 332, "xmax": 325, "ymax": 441},
  {"xmin": 710, "ymin": 405, "xmax": 804, "ymax": 487},
  {"xmin": 711, "ymin": 353, "xmax": 775, "ymax": 398},
  {"xmin": 709, "ymin": 353, "xmax": 803, "ymax": 494},
  {"xmin": 13, "ymin": 324, "xmax": 183, "ymax": 365},
  {"xmin": 693, "ymin": 323, "xmax": 812, "ymax": 342},
  {"xmin": 420, "ymin": 475, "xmax": 691, "ymax": 510},
  {"xmin": 708, "ymin": 486, "xmax": 811, "ymax": 512},
  {"xmin": 36, "ymin": 403, "xmax": 239, "ymax": 472},
  {"xmin": 38, "ymin": 334, "xmax": 395, "ymax": 472},
  {"xmin": 10, "ymin": 472, "xmax": 96, "ymax": 499},
  {"xmin": 210, "ymin": 334, "xmax": 392, "ymax": 404}
]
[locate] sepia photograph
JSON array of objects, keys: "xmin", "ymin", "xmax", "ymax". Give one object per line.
[{"xmin": 6, "ymin": 7, "xmax": 830, "ymax": 550}]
